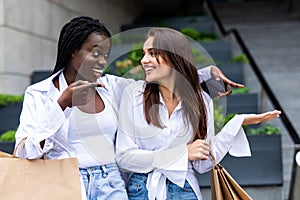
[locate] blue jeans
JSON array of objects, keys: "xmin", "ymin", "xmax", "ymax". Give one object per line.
[
  {"xmin": 127, "ymin": 173, "xmax": 197, "ymax": 200},
  {"xmin": 80, "ymin": 163, "xmax": 128, "ymax": 200}
]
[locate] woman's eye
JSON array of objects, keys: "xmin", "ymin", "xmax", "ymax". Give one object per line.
[
  {"xmin": 150, "ymin": 51, "xmax": 155, "ymax": 57},
  {"xmin": 91, "ymin": 51, "xmax": 108, "ymax": 59},
  {"xmin": 92, "ymin": 51, "xmax": 100, "ymax": 57}
]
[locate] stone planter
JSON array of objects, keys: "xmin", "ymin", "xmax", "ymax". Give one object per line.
[
  {"xmin": 0, "ymin": 141, "xmax": 15, "ymax": 154},
  {"xmin": 0, "ymin": 102, "xmax": 23, "ymax": 134},
  {"xmin": 197, "ymin": 134, "xmax": 283, "ymax": 187},
  {"xmin": 191, "ymin": 41, "xmax": 232, "ymax": 63},
  {"xmin": 227, "ymin": 93, "xmax": 258, "ymax": 114},
  {"xmin": 218, "ymin": 63, "xmax": 244, "ymax": 85},
  {"xmin": 31, "ymin": 70, "xmax": 52, "ymax": 84}
]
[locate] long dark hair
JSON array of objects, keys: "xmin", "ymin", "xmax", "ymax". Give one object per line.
[
  {"xmin": 52, "ymin": 16, "xmax": 111, "ymax": 74},
  {"xmin": 143, "ymin": 27, "xmax": 207, "ymax": 140}
]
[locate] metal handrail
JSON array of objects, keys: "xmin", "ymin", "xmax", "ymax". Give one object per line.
[{"xmin": 204, "ymin": 0, "xmax": 300, "ymax": 144}]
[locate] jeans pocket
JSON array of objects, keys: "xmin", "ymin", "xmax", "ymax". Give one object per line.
[
  {"xmin": 108, "ymin": 170, "xmax": 126, "ymax": 190},
  {"xmin": 182, "ymin": 180, "xmax": 194, "ymax": 192},
  {"xmin": 127, "ymin": 177, "xmax": 147, "ymax": 197}
]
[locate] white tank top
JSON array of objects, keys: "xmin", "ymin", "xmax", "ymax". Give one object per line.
[
  {"xmin": 58, "ymin": 72, "xmax": 118, "ymax": 168},
  {"xmin": 70, "ymin": 94, "xmax": 118, "ymax": 168}
]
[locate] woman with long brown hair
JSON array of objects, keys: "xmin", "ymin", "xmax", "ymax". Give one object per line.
[{"xmin": 116, "ymin": 27, "xmax": 280, "ymax": 200}]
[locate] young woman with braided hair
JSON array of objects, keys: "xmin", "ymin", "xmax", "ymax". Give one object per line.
[
  {"xmin": 15, "ymin": 16, "xmax": 248, "ymax": 199},
  {"xmin": 14, "ymin": 16, "xmax": 131, "ymax": 200}
]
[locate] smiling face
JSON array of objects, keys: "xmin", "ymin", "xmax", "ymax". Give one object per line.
[
  {"xmin": 141, "ymin": 36, "xmax": 173, "ymax": 84},
  {"xmin": 67, "ymin": 32, "xmax": 111, "ymax": 82}
]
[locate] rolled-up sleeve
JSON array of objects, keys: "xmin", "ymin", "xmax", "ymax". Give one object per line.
[
  {"xmin": 198, "ymin": 65, "xmax": 212, "ymax": 82},
  {"xmin": 192, "ymin": 93, "xmax": 251, "ymax": 174},
  {"xmin": 15, "ymin": 88, "xmax": 70, "ymax": 159}
]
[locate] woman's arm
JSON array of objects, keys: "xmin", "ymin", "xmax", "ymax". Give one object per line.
[
  {"xmin": 241, "ymin": 110, "xmax": 281, "ymax": 125},
  {"xmin": 199, "ymin": 65, "xmax": 245, "ymax": 97},
  {"xmin": 15, "ymin": 87, "xmax": 71, "ymax": 159},
  {"xmin": 192, "ymin": 93, "xmax": 281, "ymax": 173}
]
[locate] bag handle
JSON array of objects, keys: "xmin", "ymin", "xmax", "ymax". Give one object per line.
[
  {"xmin": 209, "ymin": 152, "xmax": 217, "ymax": 166},
  {"xmin": 12, "ymin": 137, "xmax": 27, "ymax": 158},
  {"xmin": 13, "ymin": 137, "xmax": 47, "ymax": 159},
  {"xmin": 209, "ymin": 152, "xmax": 225, "ymax": 171},
  {"xmin": 13, "ymin": 136, "xmax": 75, "ymax": 159}
]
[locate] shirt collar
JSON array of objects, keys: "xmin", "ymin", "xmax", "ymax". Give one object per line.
[
  {"xmin": 159, "ymin": 92, "xmax": 182, "ymax": 111},
  {"xmin": 47, "ymin": 69, "xmax": 68, "ymax": 101},
  {"xmin": 134, "ymin": 82, "xmax": 182, "ymax": 111}
]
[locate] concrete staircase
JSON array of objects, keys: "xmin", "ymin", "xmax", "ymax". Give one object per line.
[{"xmin": 210, "ymin": 0, "xmax": 300, "ymax": 199}]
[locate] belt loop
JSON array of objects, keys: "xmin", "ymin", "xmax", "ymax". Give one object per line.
[{"xmin": 101, "ymin": 165, "xmax": 108, "ymax": 178}]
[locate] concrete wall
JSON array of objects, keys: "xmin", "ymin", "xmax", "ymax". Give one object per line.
[{"xmin": 0, "ymin": 0, "xmax": 140, "ymax": 95}]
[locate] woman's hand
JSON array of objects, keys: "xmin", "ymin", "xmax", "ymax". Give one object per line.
[
  {"xmin": 241, "ymin": 110, "xmax": 281, "ymax": 125},
  {"xmin": 57, "ymin": 80, "xmax": 100, "ymax": 110},
  {"xmin": 187, "ymin": 139, "xmax": 210, "ymax": 161},
  {"xmin": 210, "ymin": 65, "xmax": 245, "ymax": 97}
]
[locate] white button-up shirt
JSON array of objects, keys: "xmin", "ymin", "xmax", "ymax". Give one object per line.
[
  {"xmin": 14, "ymin": 66, "xmax": 220, "ymax": 199},
  {"xmin": 116, "ymin": 76, "xmax": 251, "ymax": 200},
  {"xmin": 15, "ymin": 70, "xmax": 135, "ymax": 161},
  {"xmin": 14, "ymin": 67, "xmax": 212, "ymax": 161},
  {"xmin": 13, "ymin": 70, "xmax": 137, "ymax": 199}
]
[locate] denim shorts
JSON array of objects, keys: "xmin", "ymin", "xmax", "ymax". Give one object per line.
[
  {"xmin": 79, "ymin": 163, "xmax": 128, "ymax": 200},
  {"xmin": 127, "ymin": 173, "xmax": 197, "ymax": 200}
]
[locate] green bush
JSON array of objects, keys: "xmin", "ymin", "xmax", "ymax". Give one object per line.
[
  {"xmin": 128, "ymin": 42, "xmax": 144, "ymax": 66},
  {"xmin": 231, "ymin": 87, "xmax": 251, "ymax": 95},
  {"xmin": 248, "ymin": 124, "xmax": 281, "ymax": 135},
  {"xmin": 213, "ymin": 104, "xmax": 225, "ymax": 133},
  {"xmin": 104, "ymin": 42, "xmax": 145, "ymax": 80},
  {"xmin": 180, "ymin": 28, "xmax": 219, "ymax": 42},
  {"xmin": 181, "ymin": 28, "xmax": 199, "ymax": 41},
  {"xmin": 191, "ymin": 48, "xmax": 213, "ymax": 65},
  {"xmin": 230, "ymin": 54, "xmax": 249, "ymax": 64},
  {"xmin": 0, "ymin": 130, "xmax": 16, "ymax": 142},
  {"xmin": 0, "ymin": 94, "xmax": 24, "ymax": 107},
  {"xmin": 198, "ymin": 32, "xmax": 218, "ymax": 42}
]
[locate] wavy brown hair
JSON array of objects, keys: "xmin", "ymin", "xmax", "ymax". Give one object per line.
[{"xmin": 143, "ymin": 27, "xmax": 207, "ymax": 140}]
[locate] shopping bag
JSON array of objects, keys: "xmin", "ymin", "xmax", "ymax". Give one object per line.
[
  {"xmin": 0, "ymin": 138, "xmax": 82, "ymax": 200},
  {"xmin": 210, "ymin": 162, "xmax": 252, "ymax": 200}
]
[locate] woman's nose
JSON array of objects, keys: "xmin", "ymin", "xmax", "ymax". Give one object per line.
[
  {"xmin": 98, "ymin": 56, "xmax": 107, "ymax": 66},
  {"xmin": 141, "ymin": 54, "xmax": 149, "ymax": 64}
]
